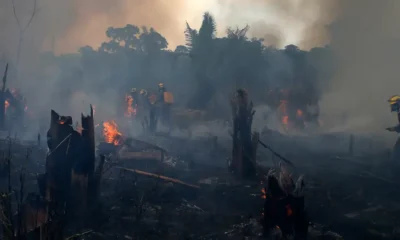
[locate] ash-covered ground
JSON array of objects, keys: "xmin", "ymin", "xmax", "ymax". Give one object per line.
[{"xmin": 1, "ymin": 125, "xmax": 399, "ymax": 240}]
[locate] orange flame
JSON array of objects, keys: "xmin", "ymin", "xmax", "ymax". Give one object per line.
[
  {"xmin": 278, "ymin": 100, "xmax": 289, "ymax": 127},
  {"xmin": 4, "ymin": 100, "xmax": 9, "ymax": 113},
  {"xmin": 103, "ymin": 120, "xmax": 122, "ymax": 145},
  {"xmin": 261, "ymin": 187, "xmax": 267, "ymax": 199},
  {"xmin": 296, "ymin": 109, "xmax": 303, "ymax": 117},
  {"xmin": 124, "ymin": 95, "xmax": 137, "ymax": 118}
]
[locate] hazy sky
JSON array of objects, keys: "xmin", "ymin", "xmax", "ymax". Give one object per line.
[
  {"xmin": 0, "ymin": 0, "xmax": 331, "ymax": 56},
  {"xmin": 48, "ymin": 0, "xmax": 327, "ymax": 53}
]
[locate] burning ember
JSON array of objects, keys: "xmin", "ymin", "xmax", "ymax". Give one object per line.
[
  {"xmin": 278, "ymin": 100, "xmax": 289, "ymax": 129},
  {"xmin": 103, "ymin": 120, "xmax": 122, "ymax": 145},
  {"xmin": 124, "ymin": 95, "xmax": 137, "ymax": 118},
  {"xmin": 296, "ymin": 109, "xmax": 303, "ymax": 117},
  {"xmin": 277, "ymin": 100, "xmax": 305, "ymax": 130},
  {"xmin": 261, "ymin": 187, "xmax": 267, "ymax": 199},
  {"xmin": 4, "ymin": 100, "xmax": 9, "ymax": 112}
]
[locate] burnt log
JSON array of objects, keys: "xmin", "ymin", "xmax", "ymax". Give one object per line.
[{"xmin": 230, "ymin": 89, "xmax": 257, "ymax": 179}]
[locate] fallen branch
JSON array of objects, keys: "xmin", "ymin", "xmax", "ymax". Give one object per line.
[
  {"xmin": 124, "ymin": 137, "xmax": 167, "ymax": 152},
  {"xmin": 258, "ymin": 139, "xmax": 294, "ymax": 166},
  {"xmin": 118, "ymin": 151, "xmax": 163, "ymax": 161},
  {"xmin": 65, "ymin": 229, "xmax": 93, "ymax": 240},
  {"xmin": 116, "ymin": 167, "xmax": 200, "ymax": 189}
]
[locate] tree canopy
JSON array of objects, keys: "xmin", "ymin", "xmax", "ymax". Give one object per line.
[{"xmin": 41, "ymin": 12, "xmax": 334, "ymax": 117}]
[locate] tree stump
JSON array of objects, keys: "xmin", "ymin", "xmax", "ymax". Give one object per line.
[
  {"xmin": 230, "ymin": 89, "xmax": 257, "ymax": 179},
  {"xmin": 0, "ymin": 64, "xmax": 8, "ymax": 130},
  {"xmin": 39, "ymin": 107, "xmax": 97, "ymax": 234}
]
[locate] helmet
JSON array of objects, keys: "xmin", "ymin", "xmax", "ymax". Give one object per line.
[
  {"xmin": 389, "ymin": 95, "xmax": 400, "ymax": 112},
  {"xmin": 140, "ymin": 89, "xmax": 148, "ymax": 96},
  {"xmin": 131, "ymin": 88, "xmax": 137, "ymax": 93}
]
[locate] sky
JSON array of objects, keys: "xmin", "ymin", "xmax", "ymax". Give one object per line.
[
  {"xmin": 0, "ymin": 0, "xmax": 332, "ymax": 56},
  {"xmin": 48, "ymin": 0, "xmax": 325, "ymax": 54}
]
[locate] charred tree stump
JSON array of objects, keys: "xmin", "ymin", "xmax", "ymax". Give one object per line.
[
  {"xmin": 80, "ymin": 105, "xmax": 97, "ymax": 210},
  {"xmin": 0, "ymin": 64, "xmax": 8, "ymax": 130},
  {"xmin": 43, "ymin": 110, "xmax": 83, "ymax": 236},
  {"xmin": 32, "ymin": 107, "xmax": 99, "ymax": 237},
  {"xmin": 230, "ymin": 89, "xmax": 257, "ymax": 179}
]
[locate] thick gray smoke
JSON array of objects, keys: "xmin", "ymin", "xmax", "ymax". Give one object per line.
[
  {"xmin": 1, "ymin": 0, "xmax": 396, "ymax": 145},
  {"xmin": 320, "ymin": 0, "xmax": 400, "ymax": 141},
  {"xmin": 0, "ymin": 0, "xmax": 189, "ymax": 133},
  {"xmin": 215, "ymin": 0, "xmax": 336, "ymax": 48}
]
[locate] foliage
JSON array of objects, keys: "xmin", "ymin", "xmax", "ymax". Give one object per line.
[
  {"xmin": 42, "ymin": 12, "xmax": 335, "ymax": 116},
  {"xmin": 99, "ymin": 24, "xmax": 168, "ymax": 54}
]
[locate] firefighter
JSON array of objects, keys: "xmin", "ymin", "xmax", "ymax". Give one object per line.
[
  {"xmin": 138, "ymin": 89, "xmax": 150, "ymax": 111},
  {"xmin": 138, "ymin": 88, "xmax": 157, "ymax": 133},
  {"xmin": 140, "ymin": 89, "xmax": 148, "ymax": 97},
  {"xmin": 130, "ymin": 88, "xmax": 139, "ymax": 106},
  {"xmin": 157, "ymin": 83, "xmax": 166, "ymax": 103},
  {"xmin": 156, "ymin": 82, "xmax": 173, "ymax": 131},
  {"xmin": 387, "ymin": 95, "xmax": 400, "ymax": 132}
]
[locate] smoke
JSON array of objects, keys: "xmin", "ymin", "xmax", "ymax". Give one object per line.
[
  {"xmin": 0, "ymin": 0, "xmax": 190, "ymax": 129},
  {"xmin": 213, "ymin": 0, "xmax": 336, "ymax": 49},
  {"xmin": 1, "ymin": 0, "xmax": 396, "ymax": 143},
  {"xmin": 8, "ymin": 0, "xmax": 187, "ymax": 54},
  {"xmin": 0, "ymin": 0, "xmax": 339, "ymax": 60},
  {"xmin": 320, "ymin": 0, "xmax": 400, "ymax": 138}
]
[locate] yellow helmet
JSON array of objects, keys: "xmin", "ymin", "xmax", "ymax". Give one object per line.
[
  {"xmin": 131, "ymin": 88, "xmax": 137, "ymax": 93},
  {"xmin": 389, "ymin": 95, "xmax": 400, "ymax": 104}
]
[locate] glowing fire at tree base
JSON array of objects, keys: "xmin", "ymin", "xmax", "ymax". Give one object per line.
[{"xmin": 103, "ymin": 120, "xmax": 123, "ymax": 146}]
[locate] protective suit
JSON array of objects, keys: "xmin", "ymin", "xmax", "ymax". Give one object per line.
[{"xmin": 387, "ymin": 95, "xmax": 400, "ymax": 163}]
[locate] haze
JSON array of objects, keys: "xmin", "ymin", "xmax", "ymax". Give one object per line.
[{"xmin": 1, "ymin": 0, "xmax": 400, "ymax": 143}]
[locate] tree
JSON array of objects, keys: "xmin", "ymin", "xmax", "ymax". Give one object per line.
[
  {"xmin": 99, "ymin": 25, "xmax": 168, "ymax": 55},
  {"xmin": 12, "ymin": 0, "xmax": 38, "ymax": 70},
  {"xmin": 185, "ymin": 12, "xmax": 217, "ymax": 109},
  {"xmin": 99, "ymin": 24, "xmax": 140, "ymax": 52},
  {"xmin": 138, "ymin": 27, "xmax": 168, "ymax": 54},
  {"xmin": 174, "ymin": 45, "xmax": 189, "ymax": 54}
]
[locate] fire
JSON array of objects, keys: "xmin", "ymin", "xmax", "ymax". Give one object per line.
[
  {"xmin": 278, "ymin": 100, "xmax": 289, "ymax": 128},
  {"xmin": 277, "ymin": 99, "xmax": 306, "ymax": 130},
  {"xmin": 261, "ymin": 187, "xmax": 267, "ymax": 199},
  {"xmin": 4, "ymin": 100, "xmax": 9, "ymax": 112},
  {"xmin": 296, "ymin": 109, "xmax": 303, "ymax": 117},
  {"xmin": 282, "ymin": 116, "xmax": 289, "ymax": 125},
  {"xmin": 103, "ymin": 120, "xmax": 122, "ymax": 145},
  {"xmin": 124, "ymin": 95, "xmax": 137, "ymax": 118}
]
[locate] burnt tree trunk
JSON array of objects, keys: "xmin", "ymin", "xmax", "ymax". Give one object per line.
[
  {"xmin": 44, "ymin": 110, "xmax": 78, "ymax": 238},
  {"xmin": 79, "ymin": 105, "xmax": 96, "ymax": 208},
  {"xmin": 0, "ymin": 64, "xmax": 8, "ymax": 130},
  {"xmin": 230, "ymin": 89, "xmax": 257, "ymax": 179}
]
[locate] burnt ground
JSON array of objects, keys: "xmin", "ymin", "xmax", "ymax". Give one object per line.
[{"xmin": 1, "ymin": 132, "xmax": 400, "ymax": 240}]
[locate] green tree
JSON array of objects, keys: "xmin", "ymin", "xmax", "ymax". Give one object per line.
[
  {"xmin": 138, "ymin": 27, "xmax": 168, "ymax": 54},
  {"xmin": 185, "ymin": 12, "xmax": 217, "ymax": 109}
]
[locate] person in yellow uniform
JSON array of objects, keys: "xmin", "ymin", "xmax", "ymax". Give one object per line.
[
  {"xmin": 130, "ymin": 88, "xmax": 139, "ymax": 106},
  {"xmin": 156, "ymin": 82, "xmax": 173, "ymax": 131},
  {"xmin": 387, "ymin": 95, "xmax": 400, "ymax": 163}
]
